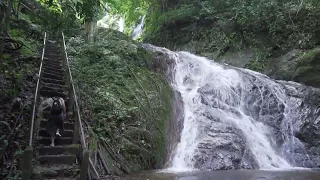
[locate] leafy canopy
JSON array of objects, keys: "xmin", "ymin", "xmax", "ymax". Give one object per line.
[{"xmin": 37, "ymin": 0, "xmax": 156, "ymax": 34}]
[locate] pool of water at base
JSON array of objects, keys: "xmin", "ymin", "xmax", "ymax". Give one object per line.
[{"xmin": 122, "ymin": 169, "xmax": 320, "ymax": 180}]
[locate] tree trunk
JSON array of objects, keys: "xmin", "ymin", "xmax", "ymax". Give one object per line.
[
  {"xmin": 83, "ymin": 19, "xmax": 97, "ymax": 43},
  {"xmin": 0, "ymin": 0, "xmax": 12, "ymax": 54},
  {"xmin": 16, "ymin": 0, "xmax": 21, "ymax": 18},
  {"xmin": 83, "ymin": 21, "xmax": 89, "ymax": 41},
  {"xmin": 4, "ymin": 0, "xmax": 12, "ymax": 35}
]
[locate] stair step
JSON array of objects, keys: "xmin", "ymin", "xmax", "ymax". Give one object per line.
[
  {"xmin": 39, "ymin": 128, "xmax": 73, "ymax": 138},
  {"xmin": 45, "ymin": 47, "xmax": 59, "ymax": 50},
  {"xmin": 45, "ymin": 48, "xmax": 59, "ymax": 51},
  {"xmin": 45, "ymin": 53, "xmax": 61, "ymax": 57},
  {"xmin": 46, "ymin": 42, "xmax": 57, "ymax": 45},
  {"xmin": 43, "ymin": 68, "xmax": 64, "ymax": 76},
  {"xmin": 43, "ymin": 56, "xmax": 61, "ymax": 61},
  {"xmin": 42, "ymin": 72, "xmax": 63, "ymax": 81},
  {"xmin": 32, "ymin": 164, "xmax": 79, "ymax": 179},
  {"xmin": 40, "ymin": 120, "xmax": 74, "ymax": 130},
  {"xmin": 37, "ymin": 145, "xmax": 79, "ymax": 155},
  {"xmin": 42, "ymin": 78, "xmax": 64, "ymax": 85},
  {"xmin": 43, "ymin": 63, "xmax": 62, "ymax": 69},
  {"xmin": 41, "ymin": 86, "xmax": 64, "ymax": 94},
  {"xmin": 46, "ymin": 44, "xmax": 58, "ymax": 47},
  {"xmin": 45, "ymin": 51, "xmax": 59, "ymax": 54},
  {"xmin": 39, "ymin": 137, "xmax": 73, "ymax": 146},
  {"xmin": 37, "ymin": 155, "xmax": 76, "ymax": 165},
  {"xmin": 43, "ymin": 60, "xmax": 62, "ymax": 67},
  {"xmin": 45, "ymin": 48, "xmax": 59, "ymax": 52},
  {"xmin": 44, "ymin": 57, "xmax": 61, "ymax": 61},
  {"xmin": 39, "ymin": 90, "xmax": 67, "ymax": 98},
  {"xmin": 43, "ymin": 65, "xmax": 63, "ymax": 72},
  {"xmin": 42, "ymin": 66, "xmax": 64, "ymax": 74},
  {"xmin": 41, "ymin": 82, "xmax": 64, "ymax": 90},
  {"xmin": 45, "ymin": 44, "xmax": 58, "ymax": 47},
  {"xmin": 43, "ymin": 66, "xmax": 64, "ymax": 74},
  {"xmin": 41, "ymin": 178, "xmax": 76, "ymax": 180}
]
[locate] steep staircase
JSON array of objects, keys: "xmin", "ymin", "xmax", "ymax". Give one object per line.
[{"xmin": 31, "ymin": 40, "xmax": 80, "ymax": 179}]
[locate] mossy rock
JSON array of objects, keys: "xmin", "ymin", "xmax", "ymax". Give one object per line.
[
  {"xmin": 266, "ymin": 49, "xmax": 303, "ymax": 81},
  {"xmin": 292, "ymin": 48, "xmax": 320, "ymax": 87},
  {"xmin": 266, "ymin": 47, "xmax": 320, "ymax": 88}
]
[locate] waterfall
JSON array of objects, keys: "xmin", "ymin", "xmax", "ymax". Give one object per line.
[
  {"xmin": 97, "ymin": 13, "xmax": 124, "ymax": 32},
  {"xmin": 141, "ymin": 44, "xmax": 320, "ymax": 173},
  {"xmin": 166, "ymin": 52, "xmax": 293, "ymax": 172},
  {"xmin": 132, "ymin": 15, "xmax": 145, "ymax": 40}
]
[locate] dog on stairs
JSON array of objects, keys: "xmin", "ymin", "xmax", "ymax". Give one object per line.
[{"xmin": 38, "ymin": 96, "xmax": 66, "ymax": 146}]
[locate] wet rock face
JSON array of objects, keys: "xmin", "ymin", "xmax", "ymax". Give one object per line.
[
  {"xmin": 241, "ymin": 73, "xmax": 320, "ymax": 168},
  {"xmin": 194, "ymin": 70, "xmax": 320, "ymax": 169},
  {"xmin": 141, "ymin": 43, "xmax": 182, "ymax": 167},
  {"xmin": 165, "ymin": 90, "xmax": 184, "ymax": 167},
  {"xmin": 143, "ymin": 43, "xmax": 320, "ymax": 170},
  {"xmin": 195, "ymin": 69, "xmax": 320, "ymax": 169},
  {"xmin": 239, "ymin": 74, "xmax": 287, "ymax": 147},
  {"xmin": 141, "ymin": 43, "xmax": 177, "ymax": 82},
  {"xmin": 293, "ymin": 85, "xmax": 320, "ymax": 148},
  {"xmin": 193, "ymin": 111, "xmax": 259, "ymax": 170},
  {"xmin": 188, "ymin": 80, "xmax": 260, "ymax": 170}
]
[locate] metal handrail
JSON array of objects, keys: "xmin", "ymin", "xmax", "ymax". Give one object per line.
[
  {"xmin": 22, "ymin": 32, "xmax": 47, "ymax": 180},
  {"xmin": 61, "ymin": 32, "xmax": 87, "ymax": 148},
  {"xmin": 29, "ymin": 32, "xmax": 47, "ymax": 146}
]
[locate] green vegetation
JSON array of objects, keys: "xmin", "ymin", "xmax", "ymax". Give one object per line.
[
  {"xmin": 3, "ymin": 0, "xmax": 320, "ymax": 178},
  {"xmin": 1, "ymin": 0, "xmax": 174, "ymax": 178},
  {"xmin": 0, "ymin": 5, "xmax": 42, "ymax": 180},
  {"xmin": 34, "ymin": 0, "xmax": 152, "ymax": 37},
  {"xmin": 9, "ymin": 29, "xmax": 38, "ymax": 56},
  {"xmin": 144, "ymin": 0, "xmax": 320, "ymax": 72},
  {"xmin": 0, "ymin": 1, "xmax": 59, "ymax": 179},
  {"xmin": 67, "ymin": 29, "xmax": 172, "ymax": 172}
]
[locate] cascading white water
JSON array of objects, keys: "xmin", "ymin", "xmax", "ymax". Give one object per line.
[
  {"xmin": 132, "ymin": 15, "xmax": 146, "ymax": 40},
  {"xmin": 141, "ymin": 43, "xmax": 319, "ymax": 173},
  {"xmin": 166, "ymin": 51, "xmax": 292, "ymax": 172}
]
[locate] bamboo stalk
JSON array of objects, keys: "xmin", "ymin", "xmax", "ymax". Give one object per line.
[
  {"xmin": 89, "ymin": 158, "xmax": 100, "ymax": 179},
  {"xmin": 94, "ymin": 151, "xmax": 97, "ymax": 166},
  {"xmin": 98, "ymin": 150, "xmax": 111, "ymax": 175},
  {"xmin": 88, "ymin": 169, "xmax": 92, "ymax": 180}
]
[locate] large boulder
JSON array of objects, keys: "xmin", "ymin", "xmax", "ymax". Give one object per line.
[
  {"xmin": 266, "ymin": 48, "xmax": 320, "ymax": 88},
  {"xmin": 193, "ymin": 109, "xmax": 259, "ymax": 170},
  {"xmin": 144, "ymin": 45, "xmax": 320, "ymax": 170}
]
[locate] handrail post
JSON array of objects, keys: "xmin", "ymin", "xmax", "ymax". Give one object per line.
[
  {"xmin": 80, "ymin": 148, "xmax": 90, "ymax": 180},
  {"xmin": 72, "ymin": 105, "xmax": 80, "ymax": 144},
  {"xmin": 21, "ymin": 146, "xmax": 33, "ymax": 180},
  {"xmin": 68, "ymin": 86, "xmax": 75, "ymax": 115}
]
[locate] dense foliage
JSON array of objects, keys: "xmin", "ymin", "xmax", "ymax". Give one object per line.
[
  {"xmin": 0, "ymin": 1, "xmax": 44, "ymax": 179},
  {"xmin": 144, "ymin": 0, "xmax": 320, "ymax": 72},
  {"xmin": 35, "ymin": 0, "xmax": 153, "ymax": 35},
  {"xmin": 67, "ymin": 29, "xmax": 172, "ymax": 172},
  {"xmin": 3, "ymin": 0, "xmax": 320, "ymax": 178}
]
